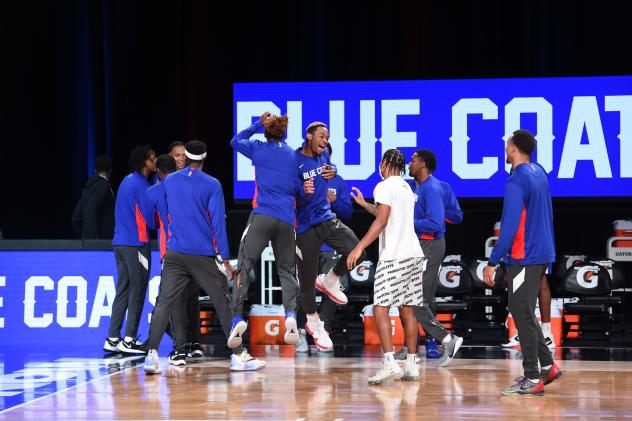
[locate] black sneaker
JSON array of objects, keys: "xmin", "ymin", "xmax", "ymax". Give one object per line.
[
  {"xmin": 188, "ymin": 343, "xmax": 204, "ymax": 358},
  {"xmin": 168, "ymin": 350, "xmax": 187, "ymax": 366},
  {"xmin": 103, "ymin": 337, "xmax": 121, "ymax": 353},
  {"xmin": 116, "ymin": 337, "xmax": 146, "ymax": 355}
]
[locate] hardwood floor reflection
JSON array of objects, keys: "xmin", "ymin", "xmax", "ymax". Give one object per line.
[{"xmin": 2, "ymin": 348, "xmax": 632, "ymax": 420}]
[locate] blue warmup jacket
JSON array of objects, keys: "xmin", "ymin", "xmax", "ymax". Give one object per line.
[
  {"xmin": 112, "ymin": 171, "xmax": 151, "ymax": 247},
  {"xmin": 295, "ymin": 149, "xmax": 335, "ymax": 234},
  {"xmin": 489, "ymin": 162, "xmax": 556, "ymax": 266},
  {"xmin": 143, "ymin": 181, "xmax": 169, "ymax": 259},
  {"xmin": 321, "ymin": 174, "xmax": 352, "ymax": 252},
  {"xmin": 413, "ymin": 176, "xmax": 463, "ymax": 240},
  {"xmin": 163, "ymin": 167, "xmax": 230, "ymax": 258},
  {"xmin": 231, "ymin": 121, "xmax": 300, "ymax": 226}
]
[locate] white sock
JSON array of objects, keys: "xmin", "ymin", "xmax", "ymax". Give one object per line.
[
  {"xmin": 527, "ymin": 377, "xmax": 540, "ymax": 383},
  {"xmin": 124, "ymin": 336, "xmax": 134, "ymax": 343},
  {"xmin": 442, "ymin": 334, "xmax": 452, "ymax": 344},
  {"xmin": 541, "ymin": 364, "xmax": 552, "ymax": 370},
  {"xmin": 306, "ymin": 313, "xmax": 319, "ymax": 323},
  {"xmin": 108, "ymin": 337, "xmax": 119, "ymax": 341},
  {"xmin": 384, "ymin": 352, "xmax": 395, "ymax": 363},
  {"xmin": 541, "ymin": 322, "xmax": 551, "ymax": 335},
  {"xmin": 406, "ymin": 353, "xmax": 417, "ymax": 364},
  {"xmin": 324, "ymin": 268, "xmax": 340, "ymax": 287}
]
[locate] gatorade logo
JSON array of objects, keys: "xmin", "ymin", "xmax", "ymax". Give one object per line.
[
  {"xmin": 615, "ymin": 251, "xmax": 632, "ymax": 256},
  {"xmin": 475, "ymin": 261, "xmax": 487, "ymax": 281},
  {"xmin": 440, "ymin": 266, "xmax": 461, "ymax": 288},
  {"xmin": 265, "ymin": 320, "xmax": 280, "ymax": 336},
  {"xmin": 576, "ymin": 266, "xmax": 599, "ymax": 289}
]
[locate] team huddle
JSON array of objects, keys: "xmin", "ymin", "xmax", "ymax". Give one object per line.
[{"xmin": 102, "ymin": 112, "xmax": 565, "ymax": 393}]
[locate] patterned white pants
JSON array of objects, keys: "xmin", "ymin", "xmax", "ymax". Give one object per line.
[{"xmin": 373, "ymin": 257, "xmax": 424, "ymax": 307}]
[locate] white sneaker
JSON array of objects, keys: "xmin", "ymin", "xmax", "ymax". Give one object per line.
[
  {"xmin": 295, "ymin": 329, "xmax": 309, "ymax": 353},
  {"xmin": 315, "ymin": 273, "xmax": 348, "ymax": 305},
  {"xmin": 230, "ymin": 349, "xmax": 267, "ymax": 371},
  {"xmin": 228, "ymin": 318, "xmax": 247, "ymax": 349},
  {"xmin": 368, "ymin": 360, "xmax": 403, "ymax": 385},
  {"xmin": 103, "ymin": 337, "xmax": 120, "ymax": 353},
  {"xmin": 401, "ymin": 361, "xmax": 420, "ymax": 381},
  {"xmin": 305, "ymin": 318, "xmax": 333, "ymax": 351},
  {"xmin": 284, "ymin": 315, "xmax": 299, "ymax": 345},
  {"xmin": 143, "ymin": 349, "xmax": 161, "ymax": 374},
  {"xmin": 501, "ymin": 332, "xmax": 520, "ymax": 347}
]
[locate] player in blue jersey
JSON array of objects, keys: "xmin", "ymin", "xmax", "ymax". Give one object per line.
[
  {"xmin": 144, "ymin": 140, "xmax": 265, "ymax": 374},
  {"xmin": 484, "ymin": 129, "xmax": 564, "ymax": 395},
  {"xmin": 295, "ymin": 143, "xmax": 353, "ymax": 353},
  {"xmin": 295, "ymin": 122, "xmax": 365, "ymax": 351},
  {"xmin": 104, "ymin": 145, "xmax": 156, "ymax": 355},
  {"xmin": 228, "ymin": 112, "xmax": 301, "ymax": 348}
]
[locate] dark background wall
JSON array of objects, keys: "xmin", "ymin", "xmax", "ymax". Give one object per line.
[{"xmin": 1, "ymin": 1, "xmax": 630, "ymax": 259}]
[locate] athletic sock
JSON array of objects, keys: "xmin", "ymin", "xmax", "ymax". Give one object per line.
[
  {"xmin": 124, "ymin": 336, "xmax": 134, "ymax": 343},
  {"xmin": 541, "ymin": 322, "xmax": 551, "ymax": 335},
  {"xmin": 442, "ymin": 334, "xmax": 452, "ymax": 344},
  {"xmin": 406, "ymin": 353, "xmax": 416, "ymax": 364},
  {"xmin": 108, "ymin": 337, "xmax": 119, "ymax": 341},
  {"xmin": 527, "ymin": 377, "xmax": 540, "ymax": 383},
  {"xmin": 541, "ymin": 364, "xmax": 552, "ymax": 370}
]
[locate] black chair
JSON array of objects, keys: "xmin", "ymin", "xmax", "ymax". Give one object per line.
[
  {"xmin": 434, "ymin": 255, "xmax": 474, "ymax": 338},
  {"xmin": 557, "ymin": 257, "xmax": 624, "ymax": 345}
]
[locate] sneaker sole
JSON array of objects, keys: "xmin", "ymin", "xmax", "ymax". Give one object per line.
[
  {"xmin": 315, "ymin": 280, "xmax": 348, "ymax": 305},
  {"xmin": 227, "ymin": 321, "xmax": 247, "ymax": 349},
  {"xmin": 400, "ymin": 374, "xmax": 420, "ymax": 381},
  {"xmin": 368, "ymin": 371, "xmax": 404, "ymax": 385},
  {"xmin": 501, "ymin": 389, "xmax": 544, "ymax": 396},
  {"xmin": 284, "ymin": 318, "xmax": 299, "ymax": 345},
  {"xmin": 189, "ymin": 351, "xmax": 204, "ymax": 358},
  {"xmin": 117, "ymin": 346, "xmax": 146, "ymax": 355},
  {"xmin": 230, "ymin": 363, "xmax": 266, "ymax": 372},
  {"xmin": 143, "ymin": 364, "xmax": 161, "ymax": 374},
  {"xmin": 304, "ymin": 324, "xmax": 333, "ymax": 351},
  {"xmin": 438, "ymin": 336, "xmax": 463, "ymax": 367}
]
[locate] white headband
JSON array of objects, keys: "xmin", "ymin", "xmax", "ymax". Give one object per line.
[{"xmin": 185, "ymin": 150, "xmax": 207, "ymax": 160}]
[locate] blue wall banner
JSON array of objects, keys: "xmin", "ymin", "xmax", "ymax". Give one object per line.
[
  {"xmin": 233, "ymin": 76, "xmax": 632, "ymax": 199},
  {"xmin": 0, "ymin": 251, "xmax": 167, "ymax": 346}
]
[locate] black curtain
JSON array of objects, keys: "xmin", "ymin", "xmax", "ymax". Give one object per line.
[{"xmin": 1, "ymin": 0, "xmax": 630, "ymax": 259}]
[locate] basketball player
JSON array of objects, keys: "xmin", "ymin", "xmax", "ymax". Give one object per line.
[
  {"xmin": 295, "ymin": 121, "xmax": 365, "ymax": 351},
  {"xmin": 228, "ymin": 112, "xmax": 301, "ymax": 348},
  {"xmin": 169, "ymin": 141, "xmax": 187, "ymax": 170},
  {"xmin": 347, "ymin": 149, "xmax": 424, "ymax": 384},
  {"xmin": 144, "ymin": 140, "xmax": 265, "ymax": 374},
  {"xmin": 484, "ymin": 129, "xmax": 564, "ymax": 395},
  {"xmin": 103, "ymin": 145, "xmax": 156, "ymax": 355}
]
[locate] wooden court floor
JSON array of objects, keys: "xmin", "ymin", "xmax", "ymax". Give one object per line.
[{"xmin": 2, "ymin": 347, "xmax": 632, "ymax": 420}]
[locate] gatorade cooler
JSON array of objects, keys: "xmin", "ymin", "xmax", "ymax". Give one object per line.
[
  {"xmin": 613, "ymin": 220, "xmax": 632, "ymax": 246},
  {"xmin": 248, "ymin": 304, "xmax": 288, "ymax": 345},
  {"xmin": 485, "ymin": 222, "xmax": 501, "ymax": 258},
  {"xmin": 506, "ymin": 298, "xmax": 564, "ymax": 346},
  {"xmin": 200, "ymin": 310, "xmax": 214, "ymax": 335},
  {"xmin": 493, "ymin": 221, "xmax": 501, "ymax": 237},
  {"xmin": 362, "ymin": 305, "xmax": 405, "ymax": 346},
  {"xmin": 608, "ymin": 220, "xmax": 632, "ymax": 261}
]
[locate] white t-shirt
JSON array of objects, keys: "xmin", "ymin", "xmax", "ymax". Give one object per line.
[{"xmin": 372, "ymin": 176, "xmax": 424, "ymax": 261}]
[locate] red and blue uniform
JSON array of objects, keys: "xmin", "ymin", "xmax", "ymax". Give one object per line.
[
  {"xmin": 231, "ymin": 121, "xmax": 300, "ymax": 226},
  {"xmin": 112, "ymin": 171, "xmax": 151, "ymax": 246},
  {"xmin": 295, "ymin": 149, "xmax": 335, "ymax": 234},
  {"xmin": 321, "ymin": 174, "xmax": 352, "ymax": 252},
  {"xmin": 489, "ymin": 162, "xmax": 555, "ymax": 266},
  {"xmin": 163, "ymin": 167, "xmax": 230, "ymax": 258},
  {"xmin": 413, "ymin": 176, "xmax": 463, "ymax": 240},
  {"xmin": 144, "ymin": 181, "xmax": 169, "ymax": 259}
]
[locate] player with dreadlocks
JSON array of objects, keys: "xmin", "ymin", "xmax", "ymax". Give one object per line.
[
  {"xmin": 347, "ymin": 149, "xmax": 425, "ymax": 384},
  {"xmin": 295, "ymin": 121, "xmax": 366, "ymax": 351}
]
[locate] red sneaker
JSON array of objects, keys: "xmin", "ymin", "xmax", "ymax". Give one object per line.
[{"xmin": 542, "ymin": 363, "xmax": 565, "ymax": 385}]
